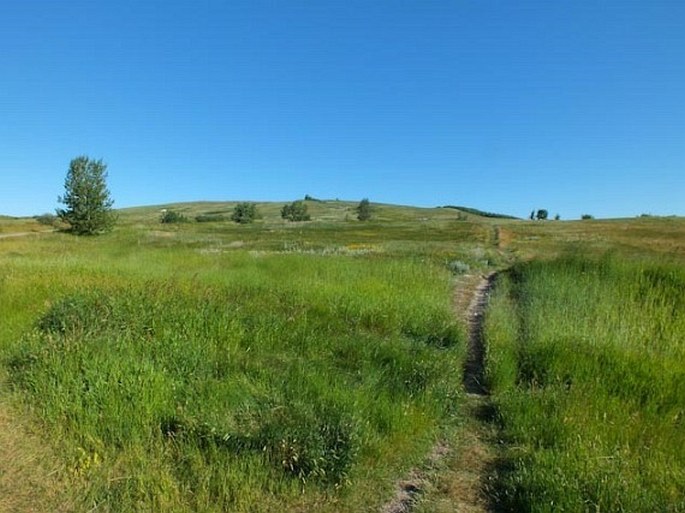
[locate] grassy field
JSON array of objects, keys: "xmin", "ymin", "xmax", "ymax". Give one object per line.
[
  {"xmin": 1, "ymin": 201, "xmax": 684, "ymax": 511},
  {"xmin": 484, "ymin": 255, "xmax": 685, "ymax": 512},
  {"xmin": 0, "ymin": 201, "xmax": 495, "ymax": 512}
]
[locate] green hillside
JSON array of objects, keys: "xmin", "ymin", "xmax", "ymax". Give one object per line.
[{"xmin": 0, "ymin": 200, "xmax": 684, "ymax": 512}]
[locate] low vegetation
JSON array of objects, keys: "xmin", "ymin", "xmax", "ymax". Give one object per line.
[
  {"xmin": 231, "ymin": 202, "xmax": 258, "ymax": 224},
  {"xmin": 0, "ymin": 205, "xmax": 481, "ymax": 512},
  {"xmin": 160, "ymin": 209, "xmax": 188, "ymax": 224},
  {"xmin": 281, "ymin": 200, "xmax": 311, "ymax": 222},
  {"xmin": 1, "ymin": 200, "xmax": 684, "ymax": 512},
  {"xmin": 484, "ymin": 255, "xmax": 685, "ymax": 512},
  {"xmin": 440, "ymin": 205, "xmax": 518, "ymax": 220}
]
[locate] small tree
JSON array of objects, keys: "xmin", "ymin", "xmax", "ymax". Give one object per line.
[
  {"xmin": 554, "ymin": 213, "xmax": 561, "ymax": 221},
  {"xmin": 281, "ymin": 200, "xmax": 310, "ymax": 222},
  {"xmin": 356, "ymin": 198, "xmax": 372, "ymax": 221},
  {"xmin": 231, "ymin": 202, "xmax": 258, "ymax": 224},
  {"xmin": 536, "ymin": 209, "xmax": 549, "ymax": 220},
  {"xmin": 581, "ymin": 214, "xmax": 594, "ymax": 220},
  {"xmin": 57, "ymin": 156, "xmax": 115, "ymax": 235}
]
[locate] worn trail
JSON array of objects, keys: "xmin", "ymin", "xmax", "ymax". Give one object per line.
[
  {"xmin": 463, "ymin": 273, "xmax": 497, "ymax": 395},
  {"xmin": 380, "ymin": 273, "xmax": 498, "ymax": 513}
]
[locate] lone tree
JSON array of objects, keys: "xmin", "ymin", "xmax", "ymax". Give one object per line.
[
  {"xmin": 57, "ymin": 156, "xmax": 115, "ymax": 235},
  {"xmin": 281, "ymin": 200, "xmax": 310, "ymax": 222},
  {"xmin": 356, "ymin": 198, "xmax": 372, "ymax": 221},
  {"xmin": 231, "ymin": 202, "xmax": 258, "ymax": 224}
]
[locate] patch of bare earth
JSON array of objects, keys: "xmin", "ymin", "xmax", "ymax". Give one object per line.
[
  {"xmin": 0, "ymin": 399, "xmax": 75, "ymax": 513},
  {"xmin": 380, "ymin": 273, "xmax": 498, "ymax": 513},
  {"xmin": 0, "ymin": 231, "xmax": 53, "ymax": 240}
]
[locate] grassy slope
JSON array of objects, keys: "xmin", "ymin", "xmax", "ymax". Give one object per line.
[
  {"xmin": 484, "ymin": 256, "xmax": 685, "ymax": 512},
  {"xmin": 1, "ymin": 202, "xmax": 684, "ymax": 511},
  {"xmin": 0, "ymin": 201, "xmax": 496, "ymax": 512}
]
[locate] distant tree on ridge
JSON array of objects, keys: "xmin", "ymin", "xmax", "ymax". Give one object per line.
[
  {"xmin": 281, "ymin": 200, "xmax": 310, "ymax": 222},
  {"xmin": 356, "ymin": 198, "xmax": 372, "ymax": 221},
  {"xmin": 536, "ymin": 209, "xmax": 549, "ymax": 220},
  {"xmin": 231, "ymin": 202, "xmax": 258, "ymax": 224}
]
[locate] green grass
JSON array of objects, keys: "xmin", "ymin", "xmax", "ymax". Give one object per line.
[
  {"xmin": 0, "ymin": 214, "xmax": 471, "ymax": 512},
  {"xmin": 2, "ymin": 201, "xmax": 685, "ymax": 511},
  {"xmin": 484, "ymin": 255, "xmax": 685, "ymax": 512}
]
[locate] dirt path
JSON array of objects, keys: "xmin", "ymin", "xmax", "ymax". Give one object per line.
[
  {"xmin": 380, "ymin": 273, "xmax": 498, "ymax": 513},
  {"xmin": 463, "ymin": 273, "xmax": 497, "ymax": 395},
  {"xmin": 0, "ymin": 231, "xmax": 54, "ymax": 239}
]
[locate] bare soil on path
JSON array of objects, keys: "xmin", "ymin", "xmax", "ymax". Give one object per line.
[
  {"xmin": 0, "ymin": 231, "xmax": 54, "ymax": 240},
  {"xmin": 380, "ymin": 273, "xmax": 499, "ymax": 513}
]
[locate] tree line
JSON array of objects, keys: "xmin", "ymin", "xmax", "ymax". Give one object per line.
[{"xmin": 56, "ymin": 156, "xmax": 374, "ymax": 235}]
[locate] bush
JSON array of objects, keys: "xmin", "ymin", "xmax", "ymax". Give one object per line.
[
  {"xmin": 304, "ymin": 194, "xmax": 324, "ymax": 202},
  {"xmin": 447, "ymin": 260, "xmax": 470, "ymax": 275},
  {"xmin": 281, "ymin": 200, "xmax": 310, "ymax": 222},
  {"xmin": 231, "ymin": 202, "xmax": 258, "ymax": 224},
  {"xmin": 581, "ymin": 214, "xmax": 594, "ymax": 220},
  {"xmin": 195, "ymin": 214, "xmax": 226, "ymax": 223},
  {"xmin": 160, "ymin": 210, "xmax": 187, "ymax": 224},
  {"xmin": 34, "ymin": 213, "xmax": 57, "ymax": 226},
  {"xmin": 356, "ymin": 198, "xmax": 372, "ymax": 221}
]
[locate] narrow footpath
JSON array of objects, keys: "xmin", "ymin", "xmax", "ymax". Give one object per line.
[{"xmin": 381, "ymin": 272, "xmax": 499, "ymax": 513}]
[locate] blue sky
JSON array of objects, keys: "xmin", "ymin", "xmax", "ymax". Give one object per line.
[{"xmin": 1, "ymin": 1, "xmax": 683, "ymax": 219}]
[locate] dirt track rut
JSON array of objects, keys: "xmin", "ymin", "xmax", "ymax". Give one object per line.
[{"xmin": 380, "ymin": 273, "xmax": 497, "ymax": 513}]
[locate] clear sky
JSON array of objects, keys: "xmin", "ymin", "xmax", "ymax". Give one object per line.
[{"xmin": 1, "ymin": 1, "xmax": 683, "ymax": 219}]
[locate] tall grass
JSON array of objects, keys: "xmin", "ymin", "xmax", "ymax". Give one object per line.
[
  {"xmin": 485, "ymin": 255, "xmax": 685, "ymax": 512},
  {"xmin": 1, "ymin": 236, "xmax": 465, "ymax": 512}
]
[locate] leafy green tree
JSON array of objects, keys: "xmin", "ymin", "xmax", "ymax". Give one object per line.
[
  {"xmin": 281, "ymin": 200, "xmax": 311, "ymax": 222},
  {"xmin": 231, "ymin": 202, "xmax": 258, "ymax": 224},
  {"xmin": 356, "ymin": 198, "xmax": 372, "ymax": 221},
  {"xmin": 536, "ymin": 209, "xmax": 549, "ymax": 220},
  {"xmin": 57, "ymin": 156, "xmax": 115, "ymax": 235},
  {"xmin": 581, "ymin": 214, "xmax": 594, "ymax": 220}
]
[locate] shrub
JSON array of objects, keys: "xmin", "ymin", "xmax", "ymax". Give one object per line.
[
  {"xmin": 231, "ymin": 202, "xmax": 258, "ymax": 224},
  {"xmin": 581, "ymin": 214, "xmax": 594, "ymax": 220},
  {"xmin": 356, "ymin": 198, "xmax": 372, "ymax": 221},
  {"xmin": 160, "ymin": 210, "xmax": 187, "ymax": 224},
  {"xmin": 35, "ymin": 213, "xmax": 57, "ymax": 226},
  {"xmin": 281, "ymin": 200, "xmax": 310, "ymax": 222},
  {"xmin": 447, "ymin": 259, "xmax": 470, "ymax": 275},
  {"xmin": 195, "ymin": 214, "xmax": 226, "ymax": 223}
]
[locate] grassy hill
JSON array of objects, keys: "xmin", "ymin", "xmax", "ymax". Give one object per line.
[{"xmin": 0, "ymin": 200, "xmax": 684, "ymax": 512}]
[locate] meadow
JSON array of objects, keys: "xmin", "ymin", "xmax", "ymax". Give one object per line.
[
  {"xmin": 1, "ymin": 201, "xmax": 684, "ymax": 512},
  {"xmin": 0, "ymin": 202, "xmax": 495, "ymax": 512},
  {"xmin": 484, "ymin": 255, "xmax": 685, "ymax": 512}
]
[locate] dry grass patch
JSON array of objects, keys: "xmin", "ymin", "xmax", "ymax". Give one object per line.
[{"xmin": 0, "ymin": 399, "xmax": 76, "ymax": 513}]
